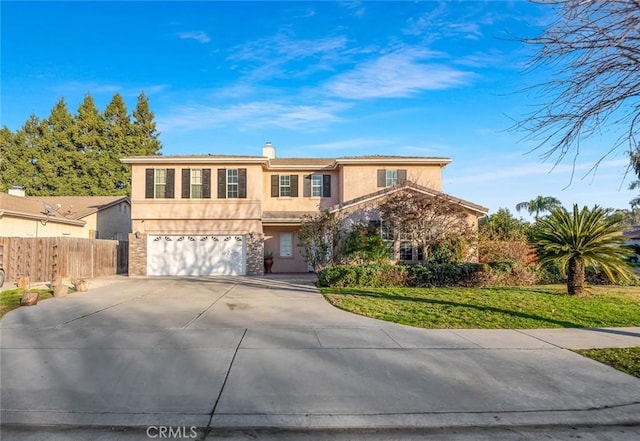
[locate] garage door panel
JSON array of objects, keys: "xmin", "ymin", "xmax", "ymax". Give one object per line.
[{"xmin": 147, "ymin": 235, "xmax": 245, "ymax": 276}]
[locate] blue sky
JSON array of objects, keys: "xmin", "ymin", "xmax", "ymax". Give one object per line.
[{"xmin": 1, "ymin": 1, "xmax": 636, "ymax": 217}]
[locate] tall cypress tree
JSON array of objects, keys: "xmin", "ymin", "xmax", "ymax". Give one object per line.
[
  {"xmin": 73, "ymin": 93, "xmax": 108, "ymax": 195},
  {"xmin": 17, "ymin": 116, "xmax": 48, "ymax": 194},
  {"xmin": 2, "ymin": 92, "xmax": 163, "ymax": 197},
  {"xmin": 103, "ymin": 93, "xmax": 133, "ymax": 195},
  {"xmin": 132, "ymin": 92, "xmax": 162, "ymax": 156},
  {"xmin": 0, "ymin": 126, "xmax": 22, "ymax": 192},
  {"xmin": 40, "ymin": 98, "xmax": 77, "ymax": 195}
]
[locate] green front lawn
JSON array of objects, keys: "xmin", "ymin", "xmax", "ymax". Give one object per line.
[
  {"xmin": 575, "ymin": 347, "xmax": 640, "ymax": 378},
  {"xmin": 0, "ymin": 289, "xmax": 54, "ymax": 318},
  {"xmin": 321, "ymin": 285, "xmax": 640, "ymax": 329}
]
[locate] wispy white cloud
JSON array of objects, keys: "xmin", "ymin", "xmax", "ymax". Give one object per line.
[
  {"xmin": 449, "ymin": 159, "xmax": 629, "ymax": 185},
  {"xmin": 324, "ymin": 48, "xmax": 473, "ymax": 99},
  {"xmin": 228, "ymin": 33, "xmax": 349, "ymax": 80},
  {"xmin": 157, "ymin": 101, "xmax": 346, "ymax": 133},
  {"xmin": 338, "ymin": 1, "xmax": 365, "ymax": 18},
  {"xmin": 178, "ymin": 31, "xmax": 210, "ymax": 43}
]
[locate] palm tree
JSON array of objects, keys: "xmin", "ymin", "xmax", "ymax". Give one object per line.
[
  {"xmin": 515, "ymin": 196, "xmax": 562, "ymax": 220},
  {"xmin": 535, "ymin": 205, "xmax": 634, "ymax": 296}
]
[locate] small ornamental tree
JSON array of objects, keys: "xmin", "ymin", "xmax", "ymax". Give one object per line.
[
  {"xmin": 378, "ymin": 191, "xmax": 475, "ymax": 262},
  {"xmin": 298, "ymin": 210, "xmax": 345, "ymax": 273}
]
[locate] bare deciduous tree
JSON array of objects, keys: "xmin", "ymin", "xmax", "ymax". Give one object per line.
[
  {"xmin": 517, "ymin": 0, "xmax": 640, "ymax": 178},
  {"xmin": 378, "ymin": 191, "xmax": 475, "ymax": 260}
]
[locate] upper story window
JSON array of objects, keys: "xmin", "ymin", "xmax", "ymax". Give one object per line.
[
  {"xmin": 155, "ymin": 169, "xmax": 166, "ymax": 196},
  {"xmin": 181, "ymin": 169, "xmax": 211, "ymax": 199},
  {"xmin": 271, "ymin": 174, "xmax": 298, "ymax": 197},
  {"xmin": 311, "ymin": 175, "xmax": 322, "ymax": 197},
  {"xmin": 279, "ymin": 175, "xmax": 291, "ymax": 197},
  {"xmin": 217, "ymin": 168, "xmax": 247, "ymax": 199},
  {"xmin": 191, "ymin": 169, "xmax": 203, "ymax": 198},
  {"xmin": 386, "ymin": 169, "xmax": 398, "ymax": 187},
  {"xmin": 227, "ymin": 169, "xmax": 239, "ymax": 198},
  {"xmin": 303, "ymin": 174, "xmax": 331, "ymax": 198},
  {"xmin": 145, "ymin": 168, "xmax": 175, "ymax": 199},
  {"xmin": 377, "ymin": 169, "xmax": 407, "ymax": 188}
]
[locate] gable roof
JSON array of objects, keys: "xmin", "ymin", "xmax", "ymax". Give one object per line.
[
  {"xmin": 329, "ymin": 181, "xmax": 489, "ymax": 216},
  {"xmin": 0, "ymin": 193, "xmax": 129, "ymax": 224}
]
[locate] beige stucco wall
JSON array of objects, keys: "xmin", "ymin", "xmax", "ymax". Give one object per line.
[
  {"xmin": 263, "ymin": 226, "xmax": 309, "ymax": 273},
  {"xmin": 0, "ymin": 216, "xmax": 87, "ymax": 238},
  {"xmin": 262, "ymin": 170, "xmax": 340, "ymax": 211},
  {"xmin": 130, "ymin": 163, "xmax": 264, "ymax": 201},
  {"xmin": 340, "ymin": 164, "xmax": 443, "ymax": 202}
]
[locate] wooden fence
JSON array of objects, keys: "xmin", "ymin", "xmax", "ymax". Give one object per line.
[{"xmin": 0, "ymin": 237, "xmax": 129, "ymax": 283}]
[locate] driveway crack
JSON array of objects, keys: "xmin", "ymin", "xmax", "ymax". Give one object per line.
[
  {"xmin": 183, "ymin": 283, "xmax": 237, "ymax": 329},
  {"xmin": 205, "ymin": 328, "xmax": 246, "ymax": 436}
]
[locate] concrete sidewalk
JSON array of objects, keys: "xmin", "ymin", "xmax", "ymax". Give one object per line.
[{"xmin": 1, "ymin": 276, "xmax": 639, "ymax": 439}]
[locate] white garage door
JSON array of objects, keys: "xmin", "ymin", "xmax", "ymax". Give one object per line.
[{"xmin": 147, "ymin": 235, "xmax": 246, "ymax": 276}]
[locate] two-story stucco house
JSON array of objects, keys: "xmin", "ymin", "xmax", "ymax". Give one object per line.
[{"xmin": 122, "ymin": 143, "xmax": 488, "ymax": 277}]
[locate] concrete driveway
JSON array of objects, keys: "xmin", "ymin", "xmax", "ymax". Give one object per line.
[{"xmin": 1, "ymin": 276, "xmax": 639, "ymax": 433}]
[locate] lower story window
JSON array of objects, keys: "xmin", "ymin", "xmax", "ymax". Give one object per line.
[
  {"xmin": 399, "ymin": 241, "xmax": 413, "ymax": 261},
  {"xmin": 280, "ymin": 233, "xmax": 293, "ymax": 257}
]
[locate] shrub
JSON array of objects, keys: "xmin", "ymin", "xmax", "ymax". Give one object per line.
[
  {"xmin": 317, "ymin": 264, "xmax": 407, "ymax": 288},
  {"xmin": 406, "ymin": 263, "xmax": 490, "ymax": 287},
  {"xmin": 343, "ymin": 224, "xmax": 390, "ymax": 264}
]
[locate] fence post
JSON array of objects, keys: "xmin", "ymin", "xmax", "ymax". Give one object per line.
[{"xmin": 52, "ymin": 242, "xmax": 59, "ymax": 283}]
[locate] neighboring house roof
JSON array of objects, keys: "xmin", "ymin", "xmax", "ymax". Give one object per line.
[
  {"xmin": 329, "ymin": 181, "xmax": 489, "ymax": 216},
  {"xmin": 0, "ymin": 193, "xmax": 129, "ymax": 224}
]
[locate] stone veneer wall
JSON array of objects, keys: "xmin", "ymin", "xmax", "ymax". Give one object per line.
[
  {"xmin": 128, "ymin": 232, "xmax": 147, "ymax": 277},
  {"xmin": 246, "ymin": 233, "xmax": 264, "ymax": 276}
]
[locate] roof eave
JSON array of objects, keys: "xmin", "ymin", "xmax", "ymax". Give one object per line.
[
  {"xmin": 121, "ymin": 156, "xmax": 268, "ymax": 165},
  {"xmin": 336, "ymin": 157, "xmax": 451, "ymax": 166},
  {"xmin": 0, "ymin": 210, "xmax": 86, "ymax": 226}
]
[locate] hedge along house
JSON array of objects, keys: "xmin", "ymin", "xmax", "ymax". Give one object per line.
[{"xmin": 122, "ymin": 142, "xmax": 488, "ymax": 277}]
